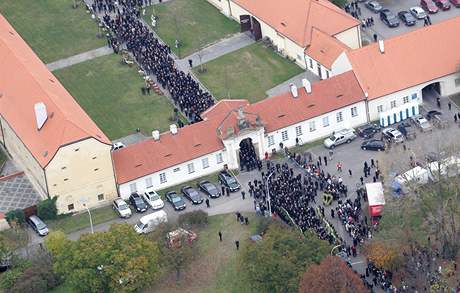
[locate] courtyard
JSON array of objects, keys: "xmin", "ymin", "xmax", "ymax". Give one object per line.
[
  {"xmin": 54, "ymin": 54, "xmax": 177, "ymax": 140},
  {"xmin": 193, "ymin": 43, "xmax": 304, "ymax": 103},
  {"xmin": 0, "ymin": 0, "xmax": 105, "ymax": 63},
  {"xmin": 144, "ymin": 0, "xmax": 239, "ymax": 57}
]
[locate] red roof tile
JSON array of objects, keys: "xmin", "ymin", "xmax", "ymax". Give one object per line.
[{"xmin": 305, "ymin": 28, "xmax": 350, "ymax": 69}]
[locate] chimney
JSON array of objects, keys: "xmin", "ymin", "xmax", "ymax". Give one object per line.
[
  {"xmin": 289, "ymin": 83, "xmax": 298, "ymax": 98},
  {"xmin": 302, "ymin": 79, "xmax": 312, "ymax": 94},
  {"xmin": 152, "ymin": 130, "xmax": 160, "ymax": 141},
  {"xmin": 170, "ymin": 124, "xmax": 178, "ymax": 135},
  {"xmin": 378, "ymin": 40, "xmax": 384, "ymax": 54},
  {"xmin": 34, "ymin": 102, "xmax": 48, "ymax": 130}
]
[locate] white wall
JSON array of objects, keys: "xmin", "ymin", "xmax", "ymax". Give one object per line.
[
  {"xmin": 118, "ymin": 149, "xmax": 227, "ymax": 198},
  {"xmin": 334, "ymin": 26, "xmax": 361, "ymax": 49},
  {"xmin": 305, "ymin": 56, "xmax": 331, "ymax": 79},
  {"xmin": 331, "ymin": 52, "xmax": 353, "ymax": 76}
]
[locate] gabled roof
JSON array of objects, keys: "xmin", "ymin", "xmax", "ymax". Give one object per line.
[
  {"xmin": 347, "ymin": 16, "xmax": 460, "ymax": 100},
  {"xmin": 0, "ymin": 14, "xmax": 111, "ymax": 167},
  {"xmin": 233, "ymin": 0, "xmax": 360, "ymax": 47},
  {"xmin": 305, "ymin": 28, "xmax": 351, "ymax": 69}
]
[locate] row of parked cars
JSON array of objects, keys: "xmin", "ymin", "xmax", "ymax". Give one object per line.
[{"xmin": 363, "ymin": 0, "xmax": 459, "ymax": 27}]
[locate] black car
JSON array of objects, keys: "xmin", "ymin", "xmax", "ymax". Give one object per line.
[
  {"xmin": 361, "ymin": 139, "xmax": 386, "ymax": 151},
  {"xmin": 357, "ymin": 123, "xmax": 381, "ymax": 139},
  {"xmin": 198, "ymin": 180, "xmax": 221, "ymax": 198},
  {"xmin": 398, "ymin": 11, "xmax": 416, "ymax": 26},
  {"xmin": 426, "ymin": 110, "xmax": 442, "ymax": 120},
  {"xmin": 165, "ymin": 191, "xmax": 186, "ymax": 211},
  {"xmin": 129, "ymin": 193, "xmax": 148, "ymax": 213},
  {"xmin": 218, "ymin": 171, "xmax": 241, "ymax": 192},
  {"xmin": 380, "ymin": 9, "xmax": 400, "ymax": 27},
  {"xmin": 181, "ymin": 186, "xmax": 204, "ymax": 204}
]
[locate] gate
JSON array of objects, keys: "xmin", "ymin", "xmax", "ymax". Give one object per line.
[
  {"xmin": 251, "ymin": 17, "xmax": 262, "ymax": 41},
  {"xmin": 240, "ymin": 15, "xmax": 251, "ymax": 32}
]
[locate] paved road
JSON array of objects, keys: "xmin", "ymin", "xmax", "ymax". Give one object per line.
[
  {"xmin": 266, "ymin": 70, "xmax": 320, "ymax": 97},
  {"xmin": 46, "ymin": 46, "xmax": 113, "ymax": 71}
]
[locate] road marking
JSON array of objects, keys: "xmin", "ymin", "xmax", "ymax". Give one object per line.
[{"xmin": 350, "ymin": 261, "xmax": 364, "ymax": 265}]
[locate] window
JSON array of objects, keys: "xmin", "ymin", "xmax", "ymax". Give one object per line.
[
  {"xmin": 281, "ymin": 130, "xmax": 288, "ymax": 141},
  {"xmin": 322, "ymin": 116, "xmax": 329, "ymax": 127},
  {"xmin": 64, "ymin": 178, "xmax": 69, "ymax": 181},
  {"xmin": 216, "ymin": 153, "xmax": 223, "ymax": 164},
  {"xmin": 309, "ymin": 121, "xmax": 316, "ymax": 132},
  {"xmin": 159, "ymin": 172, "xmax": 167, "ymax": 184},
  {"xmin": 295, "ymin": 125, "xmax": 302, "ymax": 137},
  {"xmin": 129, "ymin": 183, "xmax": 137, "ymax": 193},
  {"xmin": 455, "ymin": 78, "xmax": 460, "ymax": 87},
  {"xmin": 61, "ymin": 166, "xmax": 66, "ymax": 170},
  {"xmin": 268, "ymin": 135, "xmax": 274, "ymax": 146},
  {"xmin": 202, "ymin": 158, "xmax": 209, "ymax": 169},
  {"xmin": 390, "ymin": 100, "xmax": 397, "ymax": 109},
  {"xmin": 336, "ymin": 112, "xmax": 343, "ymax": 123},
  {"xmin": 68, "ymin": 204, "xmax": 74, "ymax": 211},
  {"xmin": 94, "ymin": 168, "xmax": 99, "ymax": 171},
  {"xmin": 92, "ymin": 156, "xmax": 97, "ymax": 160},
  {"xmin": 98, "ymin": 194, "xmax": 104, "ymax": 201},
  {"xmin": 403, "ymin": 96, "xmax": 409, "ymax": 104},
  {"xmin": 187, "ymin": 163, "xmax": 195, "ymax": 174},
  {"xmin": 173, "ymin": 167, "xmax": 181, "ymax": 172},
  {"xmin": 309, "ymin": 59, "xmax": 313, "ymax": 69},
  {"xmin": 145, "ymin": 177, "xmax": 153, "ymax": 188},
  {"xmin": 411, "ymin": 93, "xmax": 417, "ymax": 100},
  {"xmin": 377, "ymin": 105, "xmax": 383, "ymax": 113},
  {"xmin": 351, "ymin": 107, "xmax": 358, "ymax": 117},
  {"xmin": 74, "ymin": 148, "xmax": 79, "ymax": 152}
]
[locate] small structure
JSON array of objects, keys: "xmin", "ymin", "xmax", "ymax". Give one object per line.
[{"xmin": 166, "ymin": 228, "xmax": 198, "ymax": 248}]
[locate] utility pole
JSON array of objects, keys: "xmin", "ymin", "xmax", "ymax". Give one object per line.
[
  {"xmin": 83, "ymin": 203, "xmax": 94, "ymax": 234},
  {"xmin": 266, "ymin": 171, "xmax": 275, "ymax": 216}
]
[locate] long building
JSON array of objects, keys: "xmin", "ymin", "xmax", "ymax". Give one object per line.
[{"xmin": 0, "ymin": 14, "xmax": 118, "ymax": 213}]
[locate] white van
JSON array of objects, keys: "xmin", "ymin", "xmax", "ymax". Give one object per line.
[
  {"xmin": 134, "ymin": 210, "xmax": 168, "ymax": 234},
  {"xmin": 395, "ymin": 166, "xmax": 430, "ymax": 185}
]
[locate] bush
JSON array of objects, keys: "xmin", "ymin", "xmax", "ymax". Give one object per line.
[
  {"xmin": 330, "ymin": 0, "xmax": 347, "ymax": 8},
  {"xmin": 5, "ymin": 209, "xmax": 25, "ymax": 226},
  {"xmin": 0, "ymin": 268, "xmax": 23, "ymax": 290},
  {"xmin": 255, "ymin": 217, "xmax": 273, "ymax": 235},
  {"xmin": 9, "ymin": 262, "xmax": 61, "ymax": 293},
  {"xmin": 37, "ymin": 196, "xmax": 58, "ymax": 220},
  {"xmin": 178, "ymin": 210, "xmax": 208, "ymax": 228}
]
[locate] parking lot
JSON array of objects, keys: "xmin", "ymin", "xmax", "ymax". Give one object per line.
[{"xmin": 357, "ymin": 0, "xmax": 460, "ymax": 41}]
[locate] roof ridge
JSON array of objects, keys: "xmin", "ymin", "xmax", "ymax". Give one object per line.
[{"xmin": 301, "ymin": 0, "xmax": 314, "ymax": 46}]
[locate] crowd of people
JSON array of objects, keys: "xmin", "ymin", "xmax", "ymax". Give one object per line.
[
  {"xmin": 92, "ymin": 0, "xmax": 214, "ymax": 122},
  {"xmin": 239, "ymin": 139, "xmax": 260, "ymax": 172}
]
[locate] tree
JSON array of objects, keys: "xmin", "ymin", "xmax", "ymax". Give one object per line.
[
  {"xmin": 239, "ymin": 223, "xmax": 331, "ymax": 293},
  {"xmin": 37, "ymin": 196, "xmax": 58, "ymax": 220},
  {"xmin": 159, "ymin": 234, "xmax": 197, "ymax": 281},
  {"xmin": 46, "ymin": 224, "xmax": 160, "ymax": 293},
  {"xmin": 5, "ymin": 209, "xmax": 25, "ymax": 226},
  {"xmin": 299, "ymin": 256, "xmax": 368, "ymax": 293},
  {"xmin": 364, "ymin": 240, "xmax": 401, "ymax": 271}
]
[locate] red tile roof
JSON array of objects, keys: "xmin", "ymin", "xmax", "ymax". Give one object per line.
[
  {"xmin": 347, "ymin": 16, "xmax": 460, "ymax": 100},
  {"xmin": 233, "ymin": 0, "xmax": 360, "ymax": 47},
  {"xmin": 113, "ymin": 71, "xmax": 364, "ymax": 184},
  {"xmin": 305, "ymin": 28, "xmax": 350, "ymax": 69},
  {"xmin": 0, "ymin": 14, "xmax": 111, "ymax": 167}
]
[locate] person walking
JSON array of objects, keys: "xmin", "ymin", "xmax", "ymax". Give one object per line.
[
  {"xmin": 448, "ymin": 101, "xmax": 452, "ymax": 111},
  {"xmin": 218, "ymin": 231, "xmax": 223, "ymax": 242},
  {"xmin": 336, "ymin": 161, "xmax": 342, "ymax": 172},
  {"xmin": 348, "ymin": 169, "xmax": 353, "ymax": 177},
  {"xmin": 241, "ymin": 191, "xmax": 246, "ymax": 200},
  {"xmin": 455, "ymin": 114, "xmax": 458, "ymax": 123},
  {"xmin": 235, "ymin": 240, "xmax": 240, "ymax": 250},
  {"xmin": 324, "ymin": 156, "xmax": 328, "ymax": 166},
  {"xmin": 188, "ymin": 59, "xmax": 193, "ymax": 68},
  {"xmin": 205, "ymin": 198, "xmax": 210, "ymax": 208}
]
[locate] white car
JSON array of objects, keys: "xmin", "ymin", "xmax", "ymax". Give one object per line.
[
  {"xmin": 409, "ymin": 6, "xmax": 427, "ymax": 19},
  {"xmin": 382, "ymin": 127, "xmax": 404, "ymax": 143},
  {"xmin": 143, "ymin": 189, "xmax": 165, "ymax": 210},
  {"xmin": 323, "ymin": 128, "xmax": 357, "ymax": 149},
  {"xmin": 113, "ymin": 198, "xmax": 132, "ymax": 218},
  {"xmin": 111, "ymin": 142, "xmax": 125, "ymax": 151},
  {"xmin": 411, "ymin": 114, "xmax": 432, "ymax": 132}
]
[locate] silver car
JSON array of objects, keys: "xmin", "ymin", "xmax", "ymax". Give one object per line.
[
  {"xmin": 411, "ymin": 115, "xmax": 432, "ymax": 132},
  {"xmin": 324, "ymin": 128, "xmax": 357, "ymax": 149},
  {"xmin": 382, "ymin": 127, "xmax": 404, "ymax": 143}
]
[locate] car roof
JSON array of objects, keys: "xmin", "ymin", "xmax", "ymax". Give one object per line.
[
  {"xmin": 115, "ymin": 198, "xmax": 126, "ymax": 204},
  {"xmin": 166, "ymin": 191, "xmax": 178, "ymax": 196}
]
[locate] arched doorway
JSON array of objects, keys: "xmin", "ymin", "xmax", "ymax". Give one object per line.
[
  {"xmin": 238, "ymin": 138, "xmax": 259, "ymax": 172},
  {"xmin": 251, "ymin": 17, "xmax": 262, "ymax": 41},
  {"xmin": 240, "ymin": 15, "xmax": 251, "ymax": 32},
  {"xmin": 421, "ymin": 82, "xmax": 442, "ymax": 107}
]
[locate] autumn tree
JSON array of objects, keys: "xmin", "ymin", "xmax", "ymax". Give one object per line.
[
  {"xmin": 45, "ymin": 224, "xmax": 160, "ymax": 293},
  {"xmin": 364, "ymin": 240, "xmax": 401, "ymax": 271},
  {"xmin": 299, "ymin": 256, "xmax": 368, "ymax": 293}
]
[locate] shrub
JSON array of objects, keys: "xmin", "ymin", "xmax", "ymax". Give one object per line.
[
  {"xmin": 255, "ymin": 217, "xmax": 273, "ymax": 235},
  {"xmin": 330, "ymin": 0, "xmax": 347, "ymax": 8},
  {"xmin": 37, "ymin": 196, "xmax": 58, "ymax": 220},
  {"xmin": 0, "ymin": 268, "xmax": 23, "ymax": 290},
  {"xmin": 5, "ymin": 209, "xmax": 25, "ymax": 226},
  {"xmin": 178, "ymin": 210, "xmax": 208, "ymax": 228},
  {"xmin": 9, "ymin": 262, "xmax": 61, "ymax": 293}
]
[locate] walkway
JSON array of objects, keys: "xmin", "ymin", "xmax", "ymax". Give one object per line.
[
  {"xmin": 46, "ymin": 46, "xmax": 113, "ymax": 72},
  {"xmin": 176, "ymin": 32, "xmax": 255, "ymax": 73},
  {"xmin": 266, "ymin": 70, "xmax": 320, "ymax": 97}
]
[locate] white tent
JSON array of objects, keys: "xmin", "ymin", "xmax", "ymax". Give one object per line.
[
  {"xmin": 366, "ymin": 182, "xmax": 385, "ymax": 207},
  {"xmin": 395, "ymin": 166, "xmax": 430, "ymax": 185}
]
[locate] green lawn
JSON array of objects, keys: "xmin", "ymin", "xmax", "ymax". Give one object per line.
[
  {"xmin": 194, "ymin": 43, "xmax": 304, "ymax": 103},
  {"xmin": 47, "ymin": 205, "xmax": 117, "ymax": 234},
  {"xmin": 144, "ymin": 0, "xmax": 239, "ymax": 57},
  {"xmin": 0, "ymin": 0, "xmax": 105, "ymax": 63},
  {"xmin": 271, "ymin": 138, "xmax": 324, "ymax": 160},
  {"xmin": 54, "ymin": 54, "xmax": 177, "ymax": 140}
]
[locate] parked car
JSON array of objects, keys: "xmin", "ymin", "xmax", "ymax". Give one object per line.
[
  {"xmin": 113, "ymin": 198, "xmax": 132, "ymax": 218},
  {"xmin": 365, "ymin": 1, "xmax": 383, "ymax": 13},
  {"xmin": 450, "ymin": 0, "xmax": 460, "ymax": 8},
  {"xmin": 398, "ymin": 11, "xmax": 416, "ymax": 26},
  {"xmin": 129, "ymin": 193, "xmax": 148, "ymax": 213},
  {"xmin": 382, "ymin": 127, "xmax": 405, "ymax": 143},
  {"xmin": 111, "ymin": 142, "xmax": 125, "ymax": 151},
  {"xmin": 323, "ymin": 128, "xmax": 357, "ymax": 149},
  {"xmin": 198, "ymin": 180, "xmax": 221, "ymax": 198},
  {"xmin": 426, "ymin": 110, "xmax": 442, "ymax": 120},
  {"xmin": 134, "ymin": 210, "xmax": 168, "ymax": 234},
  {"xmin": 357, "ymin": 123, "xmax": 381, "ymax": 139},
  {"xmin": 143, "ymin": 189, "xmax": 165, "ymax": 210},
  {"xmin": 361, "ymin": 139, "xmax": 386, "ymax": 151},
  {"xmin": 28, "ymin": 215, "xmax": 49, "ymax": 236},
  {"xmin": 165, "ymin": 191, "xmax": 186, "ymax": 211},
  {"xmin": 380, "ymin": 9, "xmax": 400, "ymax": 27},
  {"xmin": 181, "ymin": 186, "xmax": 204, "ymax": 204},
  {"xmin": 411, "ymin": 114, "xmax": 433, "ymax": 132},
  {"xmin": 218, "ymin": 171, "xmax": 241, "ymax": 192},
  {"xmin": 410, "ymin": 6, "xmax": 428, "ymax": 18},
  {"xmin": 433, "ymin": 0, "xmax": 451, "ymax": 9},
  {"xmin": 420, "ymin": 0, "xmax": 439, "ymax": 13}
]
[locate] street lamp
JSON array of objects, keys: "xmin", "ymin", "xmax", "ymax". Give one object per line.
[
  {"xmin": 82, "ymin": 203, "xmax": 94, "ymax": 234},
  {"xmin": 266, "ymin": 171, "xmax": 275, "ymax": 216}
]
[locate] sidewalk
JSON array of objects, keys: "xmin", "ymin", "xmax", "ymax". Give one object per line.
[{"xmin": 46, "ymin": 46, "xmax": 113, "ymax": 71}]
